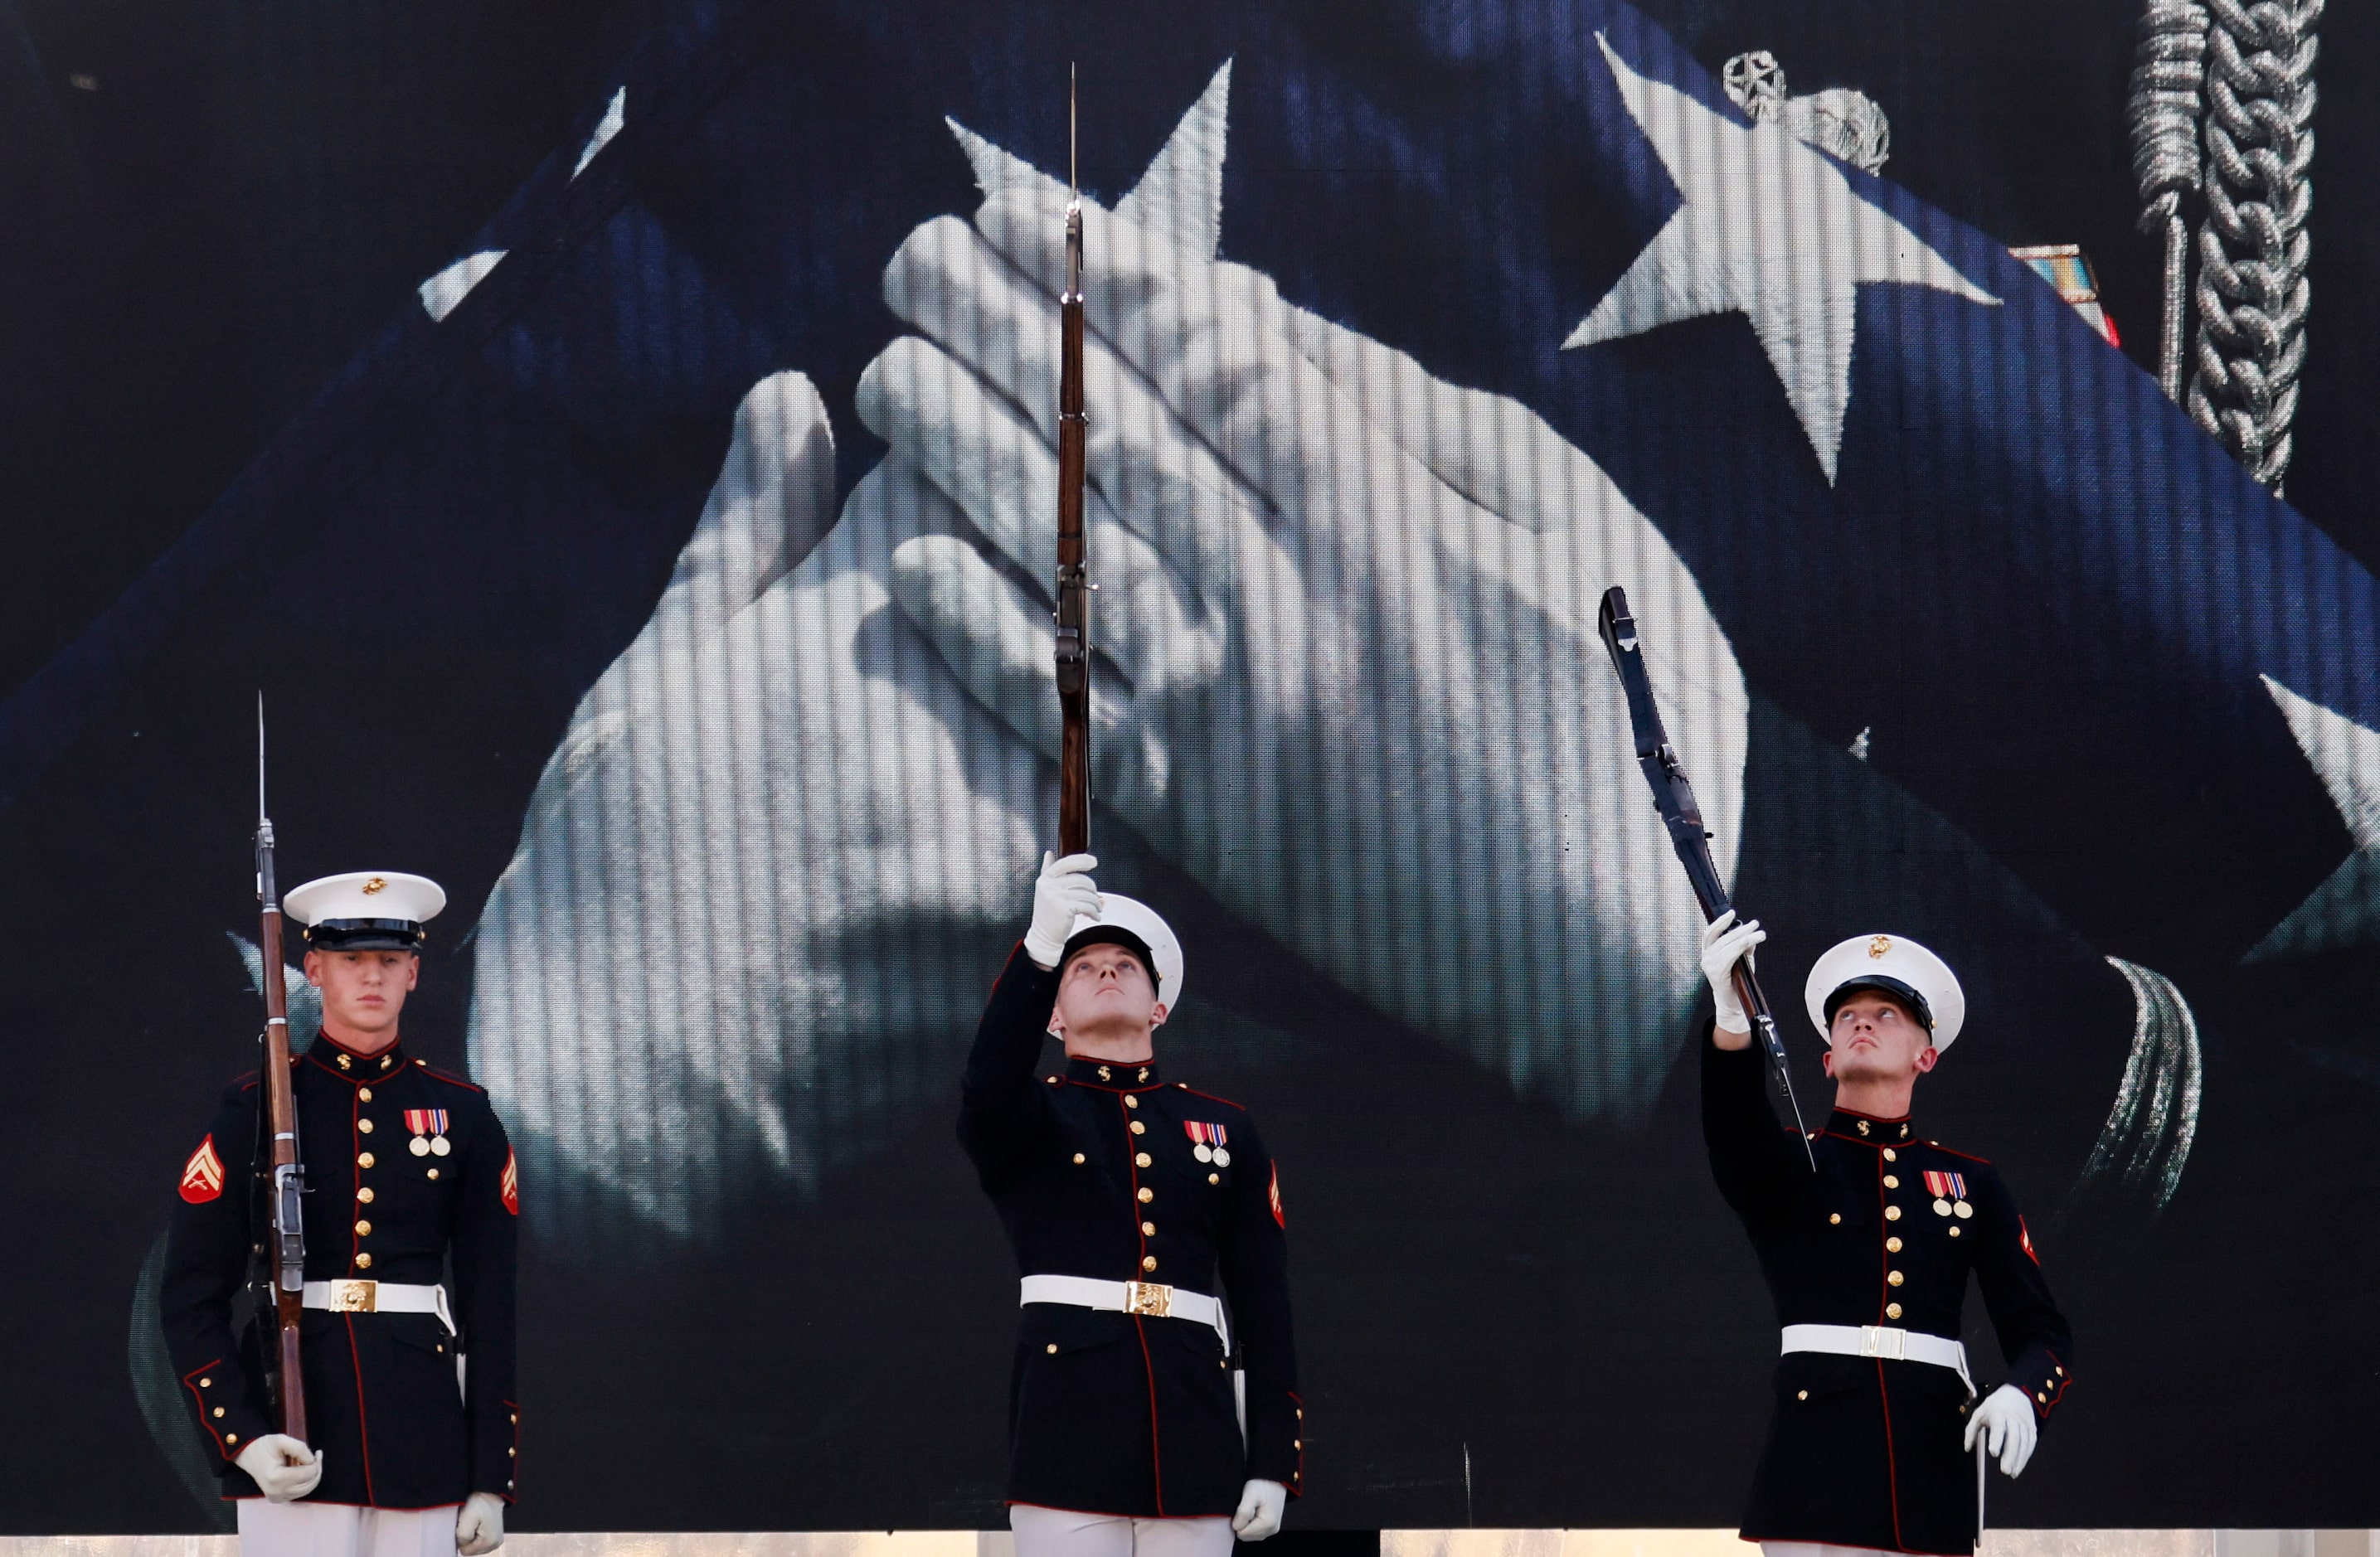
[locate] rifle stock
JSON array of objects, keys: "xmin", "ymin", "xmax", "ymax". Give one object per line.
[
  {"xmin": 1596, "ymin": 589, "xmax": 1815, "ymax": 1167},
  {"xmin": 255, "ymin": 699, "xmax": 308, "ymax": 1443},
  {"xmin": 1053, "ymin": 75, "xmax": 1090, "ymax": 856}
]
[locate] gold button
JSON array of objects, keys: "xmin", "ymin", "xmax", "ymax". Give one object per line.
[
  {"xmin": 1141, "ymin": 1255, "xmax": 1157, "ymax": 1272},
  {"xmin": 1138, "ymin": 1188, "xmax": 1154, "ymax": 1203},
  {"xmin": 1130, "ymin": 1122, "xmax": 1146, "ymax": 1135},
  {"xmin": 1887, "ymin": 1270, "xmax": 1904, "ymax": 1286},
  {"xmin": 1047, "ymin": 1344, "xmax": 1059, "ymax": 1355},
  {"xmin": 1883, "ymin": 1176, "xmax": 1899, "ymax": 1189},
  {"xmin": 1124, "ymin": 1095, "xmax": 1139, "ymax": 1108},
  {"xmin": 358, "ymin": 1188, "xmax": 376, "ymax": 1204},
  {"xmin": 201, "ymin": 1378, "xmax": 212, "ymax": 1388},
  {"xmin": 1293, "ymin": 1439, "xmax": 1302, "ymax": 1449},
  {"xmin": 226, "ymin": 1434, "xmax": 238, "ymax": 1445},
  {"xmin": 1295, "ymin": 1409, "xmax": 1303, "ymax": 1419},
  {"xmin": 2055, "ymin": 1365, "xmax": 2065, "ymax": 1376},
  {"xmin": 1886, "ymin": 1237, "xmax": 1902, "ymax": 1252},
  {"xmin": 1073, "ymin": 1153, "xmax": 1086, "ymax": 1165},
  {"xmin": 1047, "ymin": 1076, "xmax": 1059, "ymax": 1084},
  {"xmin": 1135, "ymin": 1152, "xmax": 1152, "ymax": 1167},
  {"xmin": 356, "ymin": 1253, "xmax": 373, "ymax": 1269},
  {"xmin": 427, "ymin": 1169, "xmax": 440, "ymax": 1180},
  {"xmin": 1882, "ymin": 1148, "xmax": 1897, "ymax": 1162},
  {"xmin": 1796, "ymin": 1390, "xmax": 1809, "ymax": 1401},
  {"xmin": 358, "ymin": 1152, "xmax": 375, "ymax": 1169},
  {"xmin": 511, "ymin": 1414, "xmax": 518, "ymax": 1424},
  {"xmin": 1828, "ymin": 1213, "xmax": 1841, "ymax": 1225},
  {"xmin": 1885, "ymin": 1302, "xmax": 1902, "ymax": 1319},
  {"xmin": 508, "ymin": 1448, "xmax": 516, "ymax": 1458},
  {"xmin": 1948, "ymin": 1226, "xmax": 1960, "ymax": 1237},
  {"xmin": 357, "ymin": 1118, "xmax": 374, "ymax": 1133},
  {"xmin": 1885, "ymin": 1205, "xmax": 1902, "ymax": 1221},
  {"xmin": 1208, "ymin": 1173, "xmax": 1220, "ymax": 1185},
  {"xmin": 356, "ymin": 1220, "xmax": 372, "ymax": 1235},
  {"xmin": 213, "ymin": 1407, "xmax": 225, "ymax": 1419},
  {"xmin": 358, "ymin": 1088, "xmax": 373, "ymax": 1102},
  {"xmin": 2037, "ymin": 1391, "xmax": 2047, "ymax": 1404},
  {"xmin": 1141, "ymin": 1221, "xmax": 1156, "ymax": 1235}
]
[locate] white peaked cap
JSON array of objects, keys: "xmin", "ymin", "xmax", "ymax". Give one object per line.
[
  {"xmin": 1062, "ymin": 893, "xmax": 1185, "ymax": 1010},
  {"xmin": 284, "ymin": 871, "xmax": 448, "ymax": 948},
  {"xmin": 1804, "ymin": 933, "xmax": 1966, "ymax": 1050}
]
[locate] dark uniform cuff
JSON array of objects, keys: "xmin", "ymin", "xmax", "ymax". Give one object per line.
[
  {"xmin": 2010, "ymin": 1346, "xmax": 2074, "ymax": 1424},
  {"xmin": 474, "ymin": 1399, "xmax": 522, "ymax": 1500}
]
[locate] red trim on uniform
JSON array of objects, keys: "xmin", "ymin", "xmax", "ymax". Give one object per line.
[
  {"xmin": 1874, "ymin": 1153, "xmax": 1890, "ymax": 1322},
  {"xmin": 2035, "ymin": 1351, "xmax": 2072, "ymax": 1416},
  {"xmin": 417, "ymin": 1064, "xmax": 486, "ymax": 1094},
  {"xmin": 1876, "ymin": 1358, "xmax": 1904, "ymax": 1551},
  {"xmin": 181, "ymin": 1358, "xmax": 234, "ymax": 1460},
  {"xmin": 1928, "ymin": 1144, "xmax": 1994, "ymax": 1165},
  {"xmin": 1173, "ymin": 1085, "xmax": 1246, "ymax": 1111},
  {"xmin": 1286, "ymin": 1389, "xmax": 1306, "ymax": 1493},
  {"xmin": 347, "ymin": 1313, "xmax": 376, "ymax": 1505}
]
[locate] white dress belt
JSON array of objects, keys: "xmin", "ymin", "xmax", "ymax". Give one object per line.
[
  {"xmin": 1020, "ymin": 1274, "xmax": 1231, "ymax": 1351},
  {"xmin": 1781, "ymin": 1322, "xmax": 1973, "ymax": 1395},
  {"xmin": 301, "ymin": 1279, "xmax": 456, "ymax": 1335}
]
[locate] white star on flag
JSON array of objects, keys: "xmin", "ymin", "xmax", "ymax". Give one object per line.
[
  {"xmin": 2246, "ymin": 674, "xmax": 2380, "ymax": 962},
  {"xmin": 1564, "ymin": 34, "xmax": 1999, "ymax": 483}
]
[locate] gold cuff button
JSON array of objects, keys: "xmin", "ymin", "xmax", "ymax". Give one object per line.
[{"xmin": 2037, "ymin": 1391, "xmax": 2047, "ymax": 1403}]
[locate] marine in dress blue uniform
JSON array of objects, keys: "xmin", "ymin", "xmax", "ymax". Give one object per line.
[
  {"xmin": 961, "ymin": 856, "xmax": 1300, "ymax": 1557},
  {"xmin": 161, "ymin": 874, "xmax": 519, "ymax": 1557},
  {"xmin": 1700, "ymin": 927, "xmax": 2073, "ymax": 1557}
]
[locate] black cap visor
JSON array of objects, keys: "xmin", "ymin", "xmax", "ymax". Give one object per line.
[
  {"xmin": 1824, "ymin": 976, "xmax": 1933, "ymax": 1031},
  {"xmin": 1059, "ymin": 925, "xmax": 1158, "ymax": 983},
  {"xmin": 305, "ymin": 919, "xmax": 427, "ymax": 952}
]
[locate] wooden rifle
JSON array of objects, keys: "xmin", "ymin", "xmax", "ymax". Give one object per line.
[
  {"xmin": 1054, "ymin": 69, "xmax": 1091, "ymax": 856},
  {"xmin": 1596, "ymin": 589, "xmax": 1815, "ymax": 1169},
  {"xmin": 252, "ymin": 696, "xmax": 310, "ymax": 1441}
]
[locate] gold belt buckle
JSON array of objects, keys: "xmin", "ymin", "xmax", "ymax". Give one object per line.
[
  {"xmin": 1122, "ymin": 1280, "xmax": 1173, "ymax": 1318},
  {"xmin": 1859, "ymin": 1324, "xmax": 1906, "ymax": 1361},
  {"xmin": 327, "ymin": 1279, "xmax": 378, "ymax": 1313}
]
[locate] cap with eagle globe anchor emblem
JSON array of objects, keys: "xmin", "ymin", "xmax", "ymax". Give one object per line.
[
  {"xmin": 1804, "ymin": 932, "xmax": 1965, "ymax": 1050},
  {"xmin": 1057, "ymin": 893, "xmax": 1184, "ymax": 1010},
  {"xmin": 284, "ymin": 871, "xmax": 448, "ymax": 951}
]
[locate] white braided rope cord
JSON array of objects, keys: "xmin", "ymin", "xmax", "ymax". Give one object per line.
[{"xmin": 2188, "ymin": 0, "xmax": 2320, "ymax": 490}]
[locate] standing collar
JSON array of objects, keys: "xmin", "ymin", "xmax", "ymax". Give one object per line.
[
  {"xmin": 307, "ymin": 1028, "xmax": 408, "ymax": 1081},
  {"xmin": 1826, "ymin": 1105, "xmax": 1916, "ymax": 1143},
  {"xmin": 1065, "ymin": 1055, "xmax": 1162, "ymax": 1089}
]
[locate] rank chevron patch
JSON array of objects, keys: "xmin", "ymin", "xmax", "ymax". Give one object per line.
[
  {"xmin": 179, "ymin": 1134, "xmax": 226, "ymax": 1204},
  {"xmin": 501, "ymin": 1147, "xmax": 520, "ymax": 1215}
]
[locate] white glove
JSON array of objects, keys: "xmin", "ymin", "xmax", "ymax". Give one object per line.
[
  {"xmin": 1964, "ymin": 1383, "xmax": 2039, "ymax": 1477},
  {"xmin": 863, "ymin": 149, "xmax": 1747, "ymax": 1123},
  {"xmin": 234, "ymin": 1434, "xmax": 323, "ymax": 1502},
  {"xmin": 455, "ymin": 1491, "xmax": 507, "ymax": 1555},
  {"xmin": 1699, "ymin": 911, "xmax": 1766, "ymax": 1032},
  {"xmin": 1231, "ymin": 1478, "xmax": 1289, "ymax": 1540},
  {"xmin": 1024, "ymin": 851, "xmax": 1101, "ymax": 968}
]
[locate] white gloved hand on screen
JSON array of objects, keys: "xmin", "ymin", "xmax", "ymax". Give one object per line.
[
  {"xmin": 862, "ymin": 153, "xmax": 1747, "ymax": 1123},
  {"xmin": 1699, "ymin": 911, "xmax": 1765, "ymax": 1033},
  {"xmin": 1025, "ymin": 851, "xmax": 1101, "ymax": 968},
  {"xmin": 1231, "ymin": 1478, "xmax": 1288, "ymax": 1540},
  {"xmin": 1964, "ymin": 1384, "xmax": 2039, "ymax": 1477},
  {"xmin": 455, "ymin": 1491, "xmax": 506, "ymax": 1555},
  {"xmin": 234, "ymin": 1435, "xmax": 323, "ymax": 1502}
]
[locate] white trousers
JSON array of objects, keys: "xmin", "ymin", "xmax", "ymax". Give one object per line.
[
  {"xmin": 1761, "ymin": 1544, "xmax": 1901, "ymax": 1557},
  {"xmin": 1009, "ymin": 1503, "xmax": 1236, "ymax": 1557},
  {"xmin": 237, "ymin": 1499, "xmax": 459, "ymax": 1557}
]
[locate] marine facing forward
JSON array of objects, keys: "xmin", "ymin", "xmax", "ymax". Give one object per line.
[
  {"xmin": 162, "ymin": 873, "xmax": 519, "ymax": 1557},
  {"xmin": 961, "ymin": 852, "xmax": 1302, "ymax": 1557},
  {"xmin": 1699, "ymin": 916, "xmax": 2073, "ymax": 1557}
]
